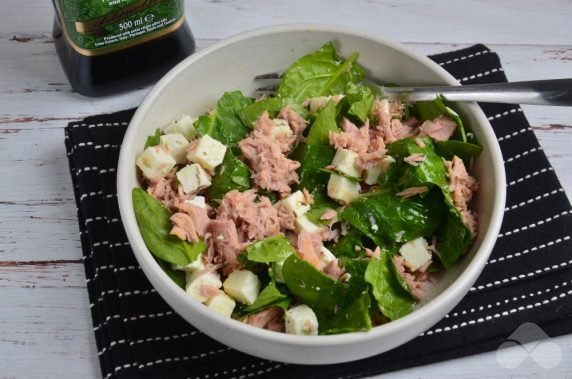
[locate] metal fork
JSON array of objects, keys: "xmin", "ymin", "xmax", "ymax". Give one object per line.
[{"xmin": 254, "ymin": 74, "xmax": 572, "ymax": 106}]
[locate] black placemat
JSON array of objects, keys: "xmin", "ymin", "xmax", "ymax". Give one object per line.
[{"xmin": 65, "ymin": 44, "xmax": 572, "ymax": 379}]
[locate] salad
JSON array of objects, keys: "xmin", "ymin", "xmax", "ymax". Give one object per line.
[{"xmin": 133, "ymin": 42, "xmax": 481, "ymax": 335}]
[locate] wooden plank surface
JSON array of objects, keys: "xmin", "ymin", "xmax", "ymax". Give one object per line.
[{"xmin": 1, "ymin": 0, "xmax": 571, "ymax": 378}]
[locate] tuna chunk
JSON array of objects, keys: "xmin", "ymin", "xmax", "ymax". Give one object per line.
[
  {"xmin": 297, "ymin": 231, "xmax": 323, "ymax": 269},
  {"xmin": 276, "ymin": 203, "xmax": 296, "ymax": 232},
  {"xmin": 373, "ymin": 101, "xmax": 417, "ymax": 143},
  {"xmin": 445, "ymin": 156, "xmax": 479, "ymax": 236},
  {"xmin": 240, "ymin": 116, "xmax": 301, "ymax": 195},
  {"xmin": 329, "ymin": 118, "xmax": 386, "ymax": 169},
  {"xmin": 176, "ymin": 201, "xmax": 210, "ymax": 237},
  {"xmin": 396, "ymin": 186, "xmax": 429, "ymax": 199},
  {"xmin": 278, "ymin": 106, "xmax": 309, "ymax": 135},
  {"xmin": 209, "ymin": 219, "xmax": 242, "ymax": 275},
  {"xmin": 392, "ymin": 255, "xmax": 429, "ymax": 300},
  {"xmin": 170, "ymin": 213, "xmax": 200, "ymax": 242},
  {"xmin": 253, "ymin": 111, "xmax": 296, "ymax": 150},
  {"xmin": 217, "ymin": 190, "xmax": 280, "ymax": 242},
  {"xmin": 244, "ymin": 307, "xmax": 285, "ymax": 332},
  {"xmin": 404, "ymin": 153, "xmax": 426, "ymax": 166},
  {"xmin": 419, "ymin": 115, "xmax": 457, "ymax": 141}
]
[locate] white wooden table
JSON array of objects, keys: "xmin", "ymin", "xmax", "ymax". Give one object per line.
[{"xmin": 1, "ymin": 1, "xmax": 571, "ymax": 378}]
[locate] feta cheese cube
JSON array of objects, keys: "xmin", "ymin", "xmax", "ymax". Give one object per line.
[
  {"xmin": 327, "ymin": 174, "xmax": 360, "ymax": 204},
  {"xmin": 136, "ymin": 145, "xmax": 176, "ymax": 180},
  {"xmin": 331, "ymin": 149, "xmax": 362, "ymax": 178},
  {"xmin": 306, "ymin": 95, "xmax": 344, "ymax": 113},
  {"xmin": 317, "ymin": 246, "xmax": 336, "ymax": 266},
  {"xmin": 223, "ymin": 270, "xmax": 261, "ymax": 305},
  {"xmin": 285, "ymin": 305, "xmax": 319, "ymax": 335},
  {"xmin": 270, "ymin": 118, "xmax": 294, "ymax": 139},
  {"xmin": 206, "ymin": 292, "xmax": 236, "ymax": 318},
  {"xmin": 163, "ymin": 114, "xmax": 198, "ymax": 140},
  {"xmin": 185, "ymin": 271, "xmax": 222, "ymax": 303},
  {"xmin": 186, "ymin": 135, "xmax": 227, "ymax": 172},
  {"xmin": 160, "ymin": 133, "xmax": 189, "ymax": 164},
  {"xmin": 378, "ymin": 99, "xmax": 390, "ymax": 115},
  {"xmin": 176, "ymin": 163, "xmax": 212, "ymax": 194},
  {"xmin": 294, "ymin": 214, "xmax": 328, "ymax": 234},
  {"xmin": 399, "ymin": 237, "xmax": 432, "ymax": 271},
  {"xmin": 363, "ymin": 156, "xmax": 395, "ymax": 185},
  {"xmin": 281, "ymin": 190, "xmax": 311, "ymax": 217},
  {"xmin": 172, "ymin": 254, "xmax": 204, "ymax": 273},
  {"xmin": 184, "ymin": 196, "xmax": 207, "ymax": 209}
]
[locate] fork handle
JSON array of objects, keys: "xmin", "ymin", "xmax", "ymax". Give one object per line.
[{"xmin": 382, "ymin": 79, "xmax": 572, "ymax": 106}]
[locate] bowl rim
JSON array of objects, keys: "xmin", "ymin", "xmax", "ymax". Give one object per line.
[{"xmin": 117, "ymin": 23, "xmax": 506, "ymax": 347}]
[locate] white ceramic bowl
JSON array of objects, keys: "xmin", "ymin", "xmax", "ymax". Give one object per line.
[{"xmin": 117, "ymin": 24, "xmax": 506, "ymax": 365}]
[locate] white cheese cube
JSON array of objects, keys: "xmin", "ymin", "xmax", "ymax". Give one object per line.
[
  {"xmin": 327, "ymin": 174, "xmax": 360, "ymax": 204},
  {"xmin": 160, "ymin": 133, "xmax": 189, "ymax": 164},
  {"xmin": 223, "ymin": 270, "xmax": 261, "ymax": 305},
  {"xmin": 399, "ymin": 237, "xmax": 432, "ymax": 271},
  {"xmin": 184, "ymin": 196, "xmax": 207, "ymax": 209},
  {"xmin": 317, "ymin": 246, "xmax": 336, "ymax": 266},
  {"xmin": 378, "ymin": 99, "xmax": 390, "ymax": 115},
  {"xmin": 331, "ymin": 149, "xmax": 362, "ymax": 178},
  {"xmin": 206, "ymin": 292, "xmax": 236, "ymax": 318},
  {"xmin": 183, "ymin": 254, "xmax": 205, "ymax": 276},
  {"xmin": 305, "ymin": 95, "xmax": 344, "ymax": 113},
  {"xmin": 186, "ymin": 135, "xmax": 227, "ymax": 172},
  {"xmin": 363, "ymin": 156, "xmax": 396, "ymax": 185},
  {"xmin": 270, "ymin": 118, "xmax": 294, "ymax": 139},
  {"xmin": 285, "ymin": 305, "xmax": 319, "ymax": 335},
  {"xmin": 163, "ymin": 114, "xmax": 198, "ymax": 140},
  {"xmin": 185, "ymin": 271, "xmax": 222, "ymax": 303},
  {"xmin": 176, "ymin": 163, "xmax": 212, "ymax": 194},
  {"xmin": 136, "ymin": 145, "xmax": 176, "ymax": 180},
  {"xmin": 281, "ymin": 190, "xmax": 311, "ymax": 217},
  {"xmin": 294, "ymin": 214, "xmax": 328, "ymax": 234}
]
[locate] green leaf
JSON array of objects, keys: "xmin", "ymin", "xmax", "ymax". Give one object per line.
[
  {"xmin": 387, "ymin": 137, "xmax": 449, "ymax": 191},
  {"xmin": 319, "ymin": 292, "xmax": 371, "ymax": 334},
  {"xmin": 365, "ymin": 250, "xmax": 416, "ymax": 320},
  {"xmin": 240, "ymin": 282, "xmax": 291, "ymax": 317},
  {"xmin": 132, "ymin": 188, "xmax": 206, "ymax": 267},
  {"xmin": 144, "ymin": 128, "xmax": 161, "ymax": 149},
  {"xmin": 208, "ymin": 149, "xmax": 252, "ymax": 201},
  {"xmin": 282, "ymin": 254, "xmax": 348, "ymax": 312},
  {"xmin": 277, "ymin": 42, "xmax": 365, "ymax": 101},
  {"xmin": 330, "ymin": 226, "xmax": 366, "ymax": 258},
  {"xmin": 435, "ymin": 203, "xmax": 473, "ymax": 267},
  {"xmin": 290, "ymin": 143, "xmax": 335, "ymax": 201},
  {"xmin": 435, "ymin": 140, "xmax": 482, "ymax": 167},
  {"xmin": 194, "ymin": 91, "xmax": 254, "ymax": 145},
  {"xmin": 345, "ymin": 83, "xmax": 375, "ymax": 122},
  {"xmin": 306, "ymin": 101, "xmax": 339, "ymax": 146},
  {"xmin": 304, "ymin": 202, "xmax": 338, "ymax": 226},
  {"xmin": 340, "ymin": 188, "xmax": 445, "ymax": 245},
  {"xmin": 245, "ymin": 235, "xmax": 296, "ymax": 263}
]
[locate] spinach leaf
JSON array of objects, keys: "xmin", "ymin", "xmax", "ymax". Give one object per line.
[
  {"xmin": 435, "ymin": 203, "xmax": 473, "ymax": 267},
  {"xmin": 365, "ymin": 249, "xmax": 416, "ymax": 320},
  {"xmin": 282, "ymin": 254, "xmax": 348, "ymax": 312},
  {"xmin": 194, "ymin": 91, "xmax": 254, "ymax": 145},
  {"xmin": 435, "ymin": 140, "xmax": 482, "ymax": 167},
  {"xmin": 414, "ymin": 96, "xmax": 466, "ymax": 142},
  {"xmin": 387, "ymin": 137, "xmax": 448, "ymax": 191},
  {"xmin": 132, "ymin": 188, "xmax": 206, "ymax": 266},
  {"xmin": 331, "ymin": 226, "xmax": 366, "ymax": 258},
  {"xmin": 319, "ymin": 292, "xmax": 371, "ymax": 334},
  {"xmin": 144, "ymin": 128, "xmax": 161, "ymax": 149},
  {"xmin": 340, "ymin": 188, "xmax": 445, "ymax": 245},
  {"xmin": 345, "ymin": 82, "xmax": 375, "ymax": 123},
  {"xmin": 208, "ymin": 150, "xmax": 251, "ymax": 201},
  {"xmin": 277, "ymin": 42, "xmax": 365, "ymax": 101},
  {"xmin": 290, "ymin": 143, "xmax": 335, "ymax": 201},
  {"xmin": 245, "ymin": 235, "xmax": 296, "ymax": 263},
  {"xmin": 304, "ymin": 202, "xmax": 338, "ymax": 226},
  {"xmin": 156, "ymin": 258, "xmax": 186, "ymax": 289},
  {"xmin": 306, "ymin": 101, "xmax": 339, "ymax": 146},
  {"xmin": 239, "ymin": 282, "xmax": 291, "ymax": 317}
]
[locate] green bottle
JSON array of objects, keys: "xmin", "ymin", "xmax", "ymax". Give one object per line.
[{"xmin": 52, "ymin": 0, "xmax": 196, "ymax": 97}]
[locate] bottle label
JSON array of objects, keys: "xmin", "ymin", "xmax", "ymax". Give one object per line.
[{"xmin": 54, "ymin": 0, "xmax": 184, "ymax": 56}]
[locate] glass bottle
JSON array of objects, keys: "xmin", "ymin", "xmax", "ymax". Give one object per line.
[{"xmin": 52, "ymin": 0, "xmax": 195, "ymax": 97}]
